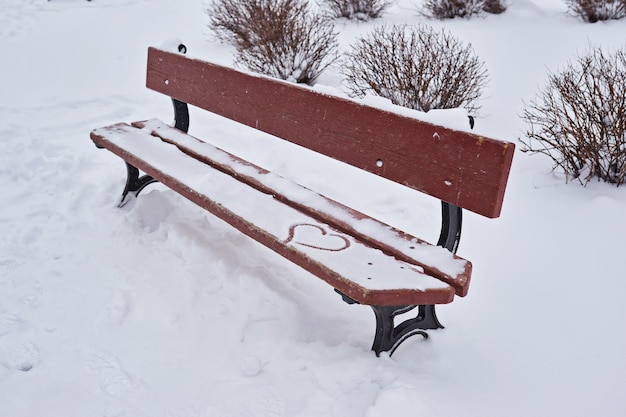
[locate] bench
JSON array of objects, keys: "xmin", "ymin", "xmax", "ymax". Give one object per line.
[{"xmin": 90, "ymin": 44, "xmax": 515, "ymax": 356}]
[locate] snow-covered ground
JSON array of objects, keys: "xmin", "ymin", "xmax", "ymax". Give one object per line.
[{"xmin": 1, "ymin": 1, "xmax": 625, "ymax": 416}]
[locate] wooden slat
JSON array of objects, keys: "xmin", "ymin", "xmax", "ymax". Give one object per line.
[
  {"xmin": 145, "ymin": 47, "xmax": 515, "ymax": 218},
  {"xmin": 90, "ymin": 123, "xmax": 456, "ymax": 306},
  {"xmin": 133, "ymin": 119, "xmax": 472, "ymax": 297}
]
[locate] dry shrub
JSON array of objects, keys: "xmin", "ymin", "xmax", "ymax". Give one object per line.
[
  {"xmin": 421, "ymin": 0, "xmax": 507, "ymax": 18},
  {"xmin": 322, "ymin": 0, "xmax": 393, "ymax": 20},
  {"xmin": 520, "ymin": 46, "xmax": 626, "ymax": 186},
  {"xmin": 483, "ymin": 0, "xmax": 506, "ymax": 14},
  {"xmin": 565, "ymin": 0, "xmax": 626, "ymax": 22},
  {"xmin": 207, "ymin": 0, "xmax": 338, "ymax": 84},
  {"xmin": 421, "ymin": 0, "xmax": 483, "ymax": 18},
  {"xmin": 342, "ymin": 24, "xmax": 488, "ymax": 113}
]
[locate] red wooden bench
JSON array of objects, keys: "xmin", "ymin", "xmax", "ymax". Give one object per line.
[{"xmin": 90, "ymin": 44, "xmax": 514, "ymax": 356}]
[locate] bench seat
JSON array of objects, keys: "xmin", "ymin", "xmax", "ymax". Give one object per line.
[{"xmin": 91, "ymin": 118, "xmax": 471, "ymax": 306}]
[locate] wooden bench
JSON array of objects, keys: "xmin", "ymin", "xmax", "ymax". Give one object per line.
[{"xmin": 90, "ymin": 45, "xmax": 515, "ymax": 356}]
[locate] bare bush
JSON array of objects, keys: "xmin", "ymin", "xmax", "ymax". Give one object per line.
[
  {"xmin": 565, "ymin": 0, "xmax": 626, "ymax": 22},
  {"xmin": 420, "ymin": 0, "xmax": 506, "ymax": 18},
  {"xmin": 520, "ymin": 46, "xmax": 626, "ymax": 186},
  {"xmin": 483, "ymin": 0, "xmax": 506, "ymax": 14},
  {"xmin": 342, "ymin": 24, "xmax": 488, "ymax": 114},
  {"xmin": 207, "ymin": 0, "xmax": 338, "ymax": 84},
  {"xmin": 421, "ymin": 0, "xmax": 484, "ymax": 18},
  {"xmin": 323, "ymin": 0, "xmax": 392, "ymax": 20}
]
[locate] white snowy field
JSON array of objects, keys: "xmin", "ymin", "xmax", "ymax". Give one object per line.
[{"xmin": 1, "ymin": 0, "xmax": 625, "ymax": 416}]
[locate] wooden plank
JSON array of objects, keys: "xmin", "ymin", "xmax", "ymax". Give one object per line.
[
  {"xmin": 91, "ymin": 123, "xmax": 456, "ymax": 306},
  {"xmin": 134, "ymin": 119, "xmax": 472, "ymax": 297},
  {"xmin": 145, "ymin": 47, "xmax": 515, "ymax": 218}
]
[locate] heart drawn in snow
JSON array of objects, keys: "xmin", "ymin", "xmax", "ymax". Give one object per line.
[{"xmin": 285, "ymin": 223, "xmax": 351, "ymax": 252}]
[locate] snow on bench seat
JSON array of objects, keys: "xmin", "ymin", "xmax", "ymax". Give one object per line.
[
  {"xmin": 135, "ymin": 118, "xmax": 472, "ymax": 296},
  {"xmin": 91, "ymin": 121, "xmax": 459, "ymax": 306}
]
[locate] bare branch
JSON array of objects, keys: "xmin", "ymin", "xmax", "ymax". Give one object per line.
[
  {"xmin": 321, "ymin": 0, "xmax": 393, "ymax": 20},
  {"xmin": 565, "ymin": 0, "xmax": 626, "ymax": 22},
  {"xmin": 420, "ymin": 0, "xmax": 507, "ymax": 19}
]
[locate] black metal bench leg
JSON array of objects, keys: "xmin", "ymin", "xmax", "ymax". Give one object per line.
[
  {"xmin": 115, "ymin": 44, "xmax": 186, "ymax": 208},
  {"xmin": 370, "ymin": 304, "xmax": 444, "ymax": 356},
  {"xmin": 118, "ymin": 162, "xmax": 157, "ymax": 207},
  {"xmin": 417, "ymin": 305, "xmax": 444, "ymax": 330},
  {"xmin": 335, "ymin": 290, "xmax": 444, "ymax": 356}
]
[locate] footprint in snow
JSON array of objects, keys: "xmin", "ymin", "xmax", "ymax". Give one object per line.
[
  {"xmin": 0, "ymin": 0, "xmax": 39, "ymax": 40},
  {"xmin": 95, "ymin": 290, "xmax": 132, "ymax": 327},
  {"xmin": 81, "ymin": 348, "xmax": 136, "ymax": 396},
  {"xmin": 0, "ymin": 313, "xmax": 24, "ymax": 337},
  {"xmin": 0, "ymin": 337, "xmax": 40, "ymax": 373},
  {"xmin": 0, "ymin": 313, "xmax": 40, "ymax": 378},
  {"xmin": 201, "ymin": 382, "xmax": 287, "ymax": 417}
]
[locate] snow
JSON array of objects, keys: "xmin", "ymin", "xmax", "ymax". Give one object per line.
[
  {"xmin": 134, "ymin": 118, "xmax": 469, "ymax": 281},
  {"xmin": 1, "ymin": 1, "xmax": 626, "ymax": 417},
  {"xmin": 95, "ymin": 121, "xmax": 453, "ymax": 294}
]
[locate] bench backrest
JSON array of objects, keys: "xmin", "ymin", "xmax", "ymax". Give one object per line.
[{"xmin": 145, "ymin": 47, "xmax": 514, "ymax": 218}]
